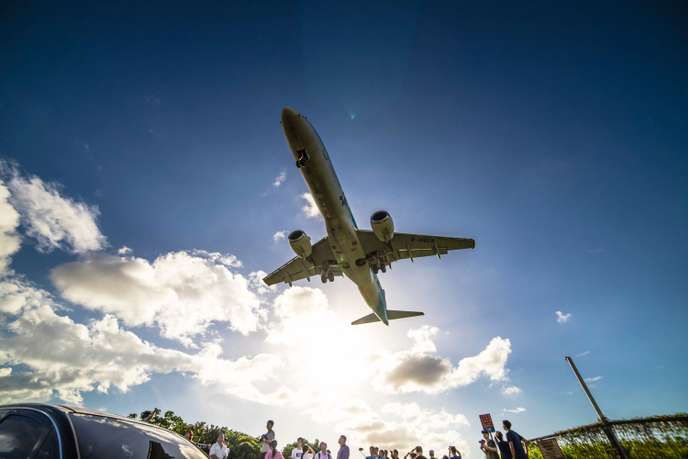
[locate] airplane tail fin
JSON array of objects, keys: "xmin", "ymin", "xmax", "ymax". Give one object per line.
[{"xmin": 351, "ymin": 310, "xmax": 424, "ymax": 325}]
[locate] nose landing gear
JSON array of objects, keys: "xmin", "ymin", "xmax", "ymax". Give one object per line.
[{"xmin": 295, "ymin": 149, "xmax": 310, "ymax": 168}]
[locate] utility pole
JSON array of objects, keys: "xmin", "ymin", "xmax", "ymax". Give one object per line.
[{"xmin": 564, "ymin": 356, "xmax": 628, "ymax": 459}]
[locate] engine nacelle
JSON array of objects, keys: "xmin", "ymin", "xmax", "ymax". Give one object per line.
[
  {"xmin": 371, "ymin": 210, "xmax": 395, "ymax": 242},
  {"xmin": 288, "ymin": 230, "xmax": 312, "ymax": 258}
]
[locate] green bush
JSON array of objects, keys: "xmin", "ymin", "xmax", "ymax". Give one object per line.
[{"xmin": 528, "ymin": 414, "xmax": 688, "ymax": 458}]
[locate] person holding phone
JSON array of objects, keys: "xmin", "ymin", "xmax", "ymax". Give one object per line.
[{"xmin": 480, "ymin": 431, "xmax": 498, "ymax": 459}]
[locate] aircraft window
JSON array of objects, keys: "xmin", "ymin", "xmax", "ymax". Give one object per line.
[
  {"xmin": 0, "ymin": 413, "xmax": 56, "ymax": 459},
  {"xmin": 70, "ymin": 413, "xmax": 206, "ymax": 459}
]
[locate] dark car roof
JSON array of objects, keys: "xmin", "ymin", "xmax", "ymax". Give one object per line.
[
  {"xmin": 1, "ymin": 402, "xmax": 207, "ymax": 458},
  {"xmin": 0, "ymin": 402, "xmax": 191, "ymax": 442},
  {"xmin": 2, "ymin": 402, "xmax": 164, "ymax": 430}
]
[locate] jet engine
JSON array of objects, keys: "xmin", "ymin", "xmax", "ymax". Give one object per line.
[
  {"xmin": 288, "ymin": 230, "xmax": 312, "ymax": 258},
  {"xmin": 371, "ymin": 210, "xmax": 395, "ymax": 242}
]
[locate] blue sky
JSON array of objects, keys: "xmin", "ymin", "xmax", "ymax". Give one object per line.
[{"xmin": 1, "ymin": 2, "xmax": 686, "ymax": 458}]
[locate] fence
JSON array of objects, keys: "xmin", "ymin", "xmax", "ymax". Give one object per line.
[{"xmin": 527, "ymin": 414, "xmax": 688, "ymax": 459}]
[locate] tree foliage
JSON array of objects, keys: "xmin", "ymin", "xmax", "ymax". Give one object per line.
[
  {"xmin": 528, "ymin": 414, "xmax": 688, "ymax": 458},
  {"xmin": 128, "ymin": 408, "xmax": 261, "ymax": 459}
]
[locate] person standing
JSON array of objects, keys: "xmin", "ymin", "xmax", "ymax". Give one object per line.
[
  {"xmin": 480, "ymin": 431, "xmax": 499, "ymax": 459},
  {"xmin": 502, "ymin": 420, "xmax": 528, "ymax": 459},
  {"xmin": 413, "ymin": 446, "xmax": 426, "ymax": 459},
  {"xmin": 495, "ymin": 432, "xmax": 512, "ymax": 459},
  {"xmin": 303, "ymin": 443, "xmax": 316, "ymax": 459},
  {"xmin": 260, "ymin": 420, "xmax": 276, "ymax": 459},
  {"xmin": 210, "ymin": 433, "xmax": 230, "ymax": 459},
  {"xmin": 315, "ymin": 442, "xmax": 331, "ymax": 459},
  {"xmin": 337, "ymin": 436, "xmax": 350, "ymax": 459},
  {"xmin": 266, "ymin": 440, "xmax": 285, "ymax": 459},
  {"xmin": 292, "ymin": 438, "xmax": 305, "ymax": 459},
  {"xmin": 448, "ymin": 446, "xmax": 462, "ymax": 459}
]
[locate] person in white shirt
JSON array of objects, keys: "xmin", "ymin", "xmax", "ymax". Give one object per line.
[
  {"xmin": 210, "ymin": 433, "xmax": 229, "ymax": 459},
  {"xmin": 315, "ymin": 442, "xmax": 331, "ymax": 459},
  {"xmin": 291, "ymin": 437, "xmax": 305, "ymax": 459}
]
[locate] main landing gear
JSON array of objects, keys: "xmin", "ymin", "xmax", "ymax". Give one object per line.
[{"xmin": 320, "ymin": 267, "xmax": 335, "ymax": 283}]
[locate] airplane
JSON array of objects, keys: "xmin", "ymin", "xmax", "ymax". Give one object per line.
[{"xmin": 263, "ymin": 107, "xmax": 475, "ymax": 325}]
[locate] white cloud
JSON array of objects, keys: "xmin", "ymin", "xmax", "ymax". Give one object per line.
[
  {"xmin": 305, "ymin": 399, "xmax": 471, "ymax": 453},
  {"xmin": 50, "ymin": 250, "xmax": 263, "ymax": 345},
  {"xmin": 585, "ymin": 376, "xmax": 603, "ymax": 383},
  {"xmin": 504, "ymin": 407, "xmax": 526, "ymax": 414},
  {"xmin": 7, "ymin": 170, "xmax": 106, "ymax": 253},
  {"xmin": 117, "ymin": 246, "xmax": 132, "ymax": 255},
  {"xmin": 555, "ymin": 310, "xmax": 572, "ymax": 323},
  {"xmin": 502, "ymin": 385, "xmax": 522, "ymax": 396},
  {"xmin": 272, "ymin": 286, "xmax": 328, "ymax": 321},
  {"xmin": 273, "ymin": 170, "xmax": 287, "ymax": 188},
  {"xmin": 349, "ymin": 402, "xmax": 469, "ymax": 451},
  {"xmin": 301, "ymin": 193, "xmax": 321, "ymax": 218},
  {"xmin": 293, "ymin": 396, "xmax": 471, "ymax": 453},
  {"xmin": 265, "ymin": 286, "xmax": 331, "ymax": 345},
  {"xmin": 0, "ymin": 281, "xmax": 285, "ymax": 405},
  {"xmin": 373, "ymin": 326, "xmax": 512, "ymax": 394},
  {"xmin": 0, "ymin": 181, "xmax": 21, "ymax": 275},
  {"xmin": 0, "ymin": 368, "xmax": 11, "ymax": 377},
  {"xmin": 272, "ymin": 230, "xmax": 286, "ymax": 242},
  {"xmin": 577, "ymin": 350, "xmax": 591, "ymax": 357},
  {"xmin": 248, "ymin": 270, "xmax": 275, "ymax": 296},
  {"xmin": 0, "ymin": 277, "xmax": 54, "ymax": 315}
]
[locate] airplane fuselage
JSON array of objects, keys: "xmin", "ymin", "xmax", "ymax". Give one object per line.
[{"xmin": 281, "ymin": 108, "xmax": 389, "ymax": 324}]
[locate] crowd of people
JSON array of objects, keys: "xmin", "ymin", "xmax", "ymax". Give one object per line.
[
  {"xmin": 478, "ymin": 420, "xmax": 528, "ymax": 459},
  {"xmin": 202, "ymin": 418, "xmax": 528, "ymax": 459}
]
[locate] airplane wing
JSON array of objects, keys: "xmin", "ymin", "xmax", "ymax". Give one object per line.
[
  {"xmin": 356, "ymin": 230, "xmax": 475, "ymax": 269},
  {"xmin": 263, "ymin": 236, "xmax": 341, "ymax": 286}
]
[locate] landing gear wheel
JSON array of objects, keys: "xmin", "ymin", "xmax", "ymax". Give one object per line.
[
  {"xmin": 296, "ymin": 150, "xmax": 309, "ymax": 168},
  {"xmin": 381, "ymin": 265, "xmax": 387, "ymax": 273},
  {"xmin": 320, "ymin": 274, "xmax": 327, "ymax": 283},
  {"xmin": 328, "ymin": 272, "xmax": 334, "ymax": 282}
]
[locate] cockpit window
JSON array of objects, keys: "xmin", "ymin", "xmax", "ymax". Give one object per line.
[{"xmin": 69, "ymin": 413, "xmax": 207, "ymax": 459}]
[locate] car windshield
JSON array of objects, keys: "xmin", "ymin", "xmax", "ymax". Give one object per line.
[{"xmin": 69, "ymin": 412, "xmax": 207, "ymax": 459}]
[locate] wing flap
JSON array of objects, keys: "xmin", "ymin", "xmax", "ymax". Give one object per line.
[{"xmin": 356, "ymin": 230, "xmax": 475, "ymax": 267}]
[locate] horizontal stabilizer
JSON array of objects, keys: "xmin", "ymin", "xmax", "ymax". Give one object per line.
[
  {"xmin": 351, "ymin": 309, "xmax": 424, "ymax": 325},
  {"xmin": 387, "ymin": 309, "xmax": 424, "ymax": 320},
  {"xmin": 351, "ymin": 313, "xmax": 380, "ymax": 325}
]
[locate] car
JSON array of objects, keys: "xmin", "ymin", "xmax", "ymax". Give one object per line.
[{"xmin": 0, "ymin": 403, "xmax": 208, "ymax": 459}]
